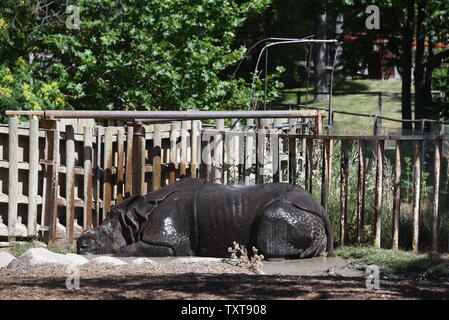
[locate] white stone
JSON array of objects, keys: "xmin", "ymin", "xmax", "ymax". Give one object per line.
[
  {"xmin": 169, "ymin": 257, "xmax": 222, "ymax": 264},
  {"xmin": 87, "ymin": 256, "xmax": 127, "ymax": 266},
  {"xmin": 131, "ymin": 258, "xmax": 158, "ymax": 265},
  {"xmin": 0, "ymin": 252, "xmax": 15, "ymax": 268},
  {"xmin": 7, "ymin": 248, "xmax": 87, "ymax": 269},
  {"xmin": 65, "ymin": 253, "xmax": 89, "ymax": 265}
]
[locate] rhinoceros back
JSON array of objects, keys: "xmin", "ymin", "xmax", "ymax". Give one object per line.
[{"xmin": 195, "ymin": 182, "xmax": 292, "ymax": 257}]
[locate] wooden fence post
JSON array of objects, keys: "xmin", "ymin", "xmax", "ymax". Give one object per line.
[
  {"xmin": 103, "ymin": 127, "xmax": 113, "ymax": 215},
  {"xmin": 432, "ymin": 139, "xmax": 441, "ymax": 253},
  {"xmin": 190, "ymin": 121, "xmax": 199, "ymax": 179},
  {"xmin": 357, "ymin": 139, "xmax": 366, "ymax": 244},
  {"xmin": 288, "ymin": 137, "xmax": 296, "ymax": 185},
  {"xmin": 116, "ymin": 129, "xmax": 125, "ymax": 202},
  {"xmin": 214, "ymin": 119, "xmax": 224, "ymax": 184},
  {"xmin": 321, "ymin": 138, "xmax": 330, "ymax": 211},
  {"xmin": 180, "ymin": 121, "xmax": 189, "ymax": 177},
  {"xmin": 245, "ymin": 119, "xmax": 254, "ymax": 185},
  {"xmin": 8, "ymin": 116, "xmax": 19, "ymax": 241},
  {"xmin": 83, "ymin": 126, "xmax": 93, "ymax": 230},
  {"xmin": 374, "ymin": 139, "xmax": 384, "ymax": 249},
  {"xmin": 169, "ymin": 122, "xmax": 180, "ymax": 184},
  {"xmin": 27, "ymin": 116, "xmax": 39, "ymax": 237},
  {"xmin": 65, "ymin": 124, "xmax": 75, "ymax": 243},
  {"xmin": 152, "ymin": 124, "xmax": 162, "ymax": 190},
  {"xmin": 305, "ymin": 138, "xmax": 313, "ymax": 193},
  {"xmin": 412, "ymin": 141, "xmax": 422, "ymax": 253},
  {"xmin": 47, "ymin": 120, "xmax": 60, "ymax": 244},
  {"xmin": 339, "ymin": 140, "xmax": 349, "ymax": 246},
  {"xmin": 256, "ymin": 119, "xmax": 265, "ymax": 184},
  {"xmin": 132, "ymin": 124, "xmax": 145, "ymax": 192},
  {"xmin": 125, "ymin": 125, "xmax": 134, "ymax": 197},
  {"xmin": 271, "ymin": 129, "xmax": 280, "ymax": 183},
  {"xmin": 391, "ymin": 140, "xmax": 401, "ymax": 250}
]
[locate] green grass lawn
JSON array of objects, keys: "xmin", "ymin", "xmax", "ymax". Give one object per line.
[
  {"xmin": 336, "ymin": 246, "xmax": 449, "ymax": 277},
  {"xmin": 277, "ymin": 80, "xmax": 410, "ymax": 135}
]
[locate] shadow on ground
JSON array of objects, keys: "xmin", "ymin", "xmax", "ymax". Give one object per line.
[{"xmin": 1, "ymin": 274, "xmax": 448, "ymax": 300}]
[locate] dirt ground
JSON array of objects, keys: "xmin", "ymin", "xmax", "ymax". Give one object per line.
[{"xmin": 1, "ymin": 262, "xmax": 448, "ymax": 300}]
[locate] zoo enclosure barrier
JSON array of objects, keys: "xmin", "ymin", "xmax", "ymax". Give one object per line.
[
  {"xmin": 2, "ymin": 110, "xmax": 448, "ymax": 253},
  {"xmin": 1, "ymin": 110, "xmax": 324, "ymax": 246}
]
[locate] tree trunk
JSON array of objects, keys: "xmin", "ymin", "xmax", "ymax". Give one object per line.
[
  {"xmin": 401, "ymin": 0, "xmax": 414, "ymax": 132},
  {"xmin": 314, "ymin": 2, "xmax": 328, "ymax": 103},
  {"xmin": 334, "ymin": 13, "xmax": 344, "ymax": 84},
  {"xmin": 414, "ymin": 0, "xmax": 427, "ymax": 132},
  {"xmin": 424, "ymin": 42, "xmax": 434, "ymax": 130}
]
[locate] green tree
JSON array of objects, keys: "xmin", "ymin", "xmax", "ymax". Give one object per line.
[{"xmin": 1, "ymin": 0, "xmax": 285, "ymax": 116}]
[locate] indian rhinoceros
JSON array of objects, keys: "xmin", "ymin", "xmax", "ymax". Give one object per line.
[{"xmin": 77, "ymin": 178, "xmax": 334, "ymax": 258}]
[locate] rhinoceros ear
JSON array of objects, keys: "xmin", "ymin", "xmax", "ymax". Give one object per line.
[{"xmin": 115, "ymin": 195, "xmax": 144, "ymax": 244}]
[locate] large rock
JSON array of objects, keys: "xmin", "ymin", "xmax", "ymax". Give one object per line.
[
  {"xmin": 169, "ymin": 257, "xmax": 222, "ymax": 264},
  {"xmin": 86, "ymin": 256, "xmax": 127, "ymax": 266},
  {"xmin": 131, "ymin": 258, "xmax": 158, "ymax": 265},
  {"xmin": 0, "ymin": 252, "xmax": 15, "ymax": 268},
  {"xmin": 7, "ymin": 248, "xmax": 88, "ymax": 269}
]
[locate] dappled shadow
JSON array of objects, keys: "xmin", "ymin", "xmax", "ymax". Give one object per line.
[{"xmin": 1, "ymin": 273, "xmax": 449, "ymax": 300}]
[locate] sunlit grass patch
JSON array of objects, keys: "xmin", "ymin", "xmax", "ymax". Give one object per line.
[{"xmin": 336, "ymin": 246, "xmax": 449, "ymax": 277}]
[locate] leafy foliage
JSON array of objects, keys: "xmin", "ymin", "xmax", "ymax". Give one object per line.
[{"xmin": 0, "ymin": 0, "xmax": 285, "ymax": 117}]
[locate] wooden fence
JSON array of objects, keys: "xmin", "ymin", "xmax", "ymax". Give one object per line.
[
  {"xmin": 0, "ymin": 115, "xmax": 318, "ymax": 245},
  {"xmin": 1, "ymin": 116, "xmax": 448, "ymax": 252}
]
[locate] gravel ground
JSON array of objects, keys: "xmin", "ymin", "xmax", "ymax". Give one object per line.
[{"xmin": 1, "ymin": 260, "xmax": 448, "ymax": 300}]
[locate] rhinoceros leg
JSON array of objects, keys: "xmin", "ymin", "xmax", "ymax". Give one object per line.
[
  {"xmin": 255, "ymin": 200, "xmax": 327, "ymax": 259},
  {"xmin": 114, "ymin": 241, "xmax": 176, "ymax": 257}
]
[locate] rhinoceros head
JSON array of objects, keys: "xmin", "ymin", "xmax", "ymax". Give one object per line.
[{"xmin": 77, "ymin": 206, "xmax": 128, "ymax": 254}]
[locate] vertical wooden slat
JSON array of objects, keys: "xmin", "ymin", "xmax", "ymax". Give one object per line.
[
  {"xmin": 305, "ymin": 138, "xmax": 313, "ymax": 193},
  {"xmin": 238, "ymin": 127, "xmax": 245, "ymax": 184},
  {"xmin": 203, "ymin": 130, "xmax": 212, "ymax": 182},
  {"xmin": 357, "ymin": 139, "xmax": 366, "ymax": 244},
  {"xmin": 374, "ymin": 140, "xmax": 384, "ymax": 249},
  {"xmin": 321, "ymin": 138, "xmax": 330, "ymax": 211},
  {"xmin": 47, "ymin": 120, "xmax": 60, "ymax": 244},
  {"xmin": 152, "ymin": 124, "xmax": 162, "ymax": 190},
  {"xmin": 116, "ymin": 129, "xmax": 125, "ymax": 202},
  {"xmin": 214, "ymin": 119, "xmax": 224, "ymax": 184},
  {"xmin": 432, "ymin": 138, "xmax": 442, "ymax": 252},
  {"xmin": 94, "ymin": 127, "xmax": 102, "ymax": 227},
  {"xmin": 190, "ymin": 121, "xmax": 198, "ymax": 178},
  {"xmin": 83, "ymin": 126, "xmax": 93, "ymax": 230},
  {"xmin": 65, "ymin": 124, "xmax": 75, "ymax": 242},
  {"xmin": 288, "ymin": 137, "xmax": 296, "ymax": 184},
  {"xmin": 8, "ymin": 116, "xmax": 19, "ymax": 240},
  {"xmin": 271, "ymin": 130, "xmax": 280, "ymax": 183},
  {"xmin": 244, "ymin": 119, "xmax": 254, "ymax": 185},
  {"xmin": 27, "ymin": 116, "xmax": 39, "ymax": 237},
  {"xmin": 169, "ymin": 122, "xmax": 180, "ymax": 184},
  {"xmin": 339, "ymin": 140, "xmax": 349, "ymax": 246},
  {"xmin": 180, "ymin": 121, "xmax": 189, "ymax": 177},
  {"xmin": 125, "ymin": 125, "xmax": 134, "ymax": 197},
  {"xmin": 391, "ymin": 140, "xmax": 401, "ymax": 249},
  {"xmin": 255, "ymin": 119, "xmax": 265, "ymax": 184},
  {"xmin": 412, "ymin": 141, "xmax": 421, "ymax": 253},
  {"xmin": 141, "ymin": 127, "xmax": 147, "ymax": 194},
  {"xmin": 132, "ymin": 124, "xmax": 144, "ymax": 193},
  {"xmin": 103, "ymin": 127, "xmax": 113, "ymax": 215}
]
